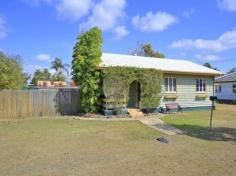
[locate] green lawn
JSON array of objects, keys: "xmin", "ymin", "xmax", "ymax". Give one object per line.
[
  {"xmin": 0, "ymin": 104, "xmax": 236, "ymax": 176},
  {"xmin": 161, "ymin": 104, "xmax": 236, "ymax": 142}
]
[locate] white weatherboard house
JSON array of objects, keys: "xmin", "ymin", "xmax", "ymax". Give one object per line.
[
  {"xmin": 215, "ymin": 72, "xmax": 236, "ymax": 103},
  {"xmin": 99, "ymin": 53, "xmax": 221, "ymax": 112}
]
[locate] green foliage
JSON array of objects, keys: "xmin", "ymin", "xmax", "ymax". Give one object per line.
[
  {"xmin": 103, "ymin": 67, "xmax": 162, "ymax": 109},
  {"xmin": 72, "ymin": 27, "xmax": 103, "ymax": 113},
  {"xmin": 51, "ymin": 73, "xmax": 66, "ymax": 82},
  {"xmin": 31, "ymin": 69, "xmax": 51, "ymax": 85},
  {"xmin": 51, "ymin": 58, "xmax": 69, "ymax": 81},
  {"xmin": 140, "ymin": 71, "xmax": 163, "ymax": 108},
  {"xmin": 0, "ymin": 52, "xmax": 25, "ymax": 89},
  {"xmin": 130, "ymin": 42, "xmax": 165, "ymax": 58},
  {"xmin": 30, "ymin": 58, "xmax": 69, "ymax": 84},
  {"xmin": 142, "ymin": 43, "xmax": 165, "ymax": 58},
  {"xmin": 203, "ymin": 62, "xmax": 219, "ymax": 71}
]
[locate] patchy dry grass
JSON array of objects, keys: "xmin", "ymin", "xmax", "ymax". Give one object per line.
[{"xmin": 0, "ymin": 104, "xmax": 236, "ymax": 176}]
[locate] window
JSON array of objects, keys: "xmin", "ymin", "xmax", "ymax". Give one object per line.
[
  {"xmin": 196, "ymin": 79, "xmax": 206, "ymax": 92},
  {"xmin": 215, "ymin": 84, "xmax": 221, "ymax": 93},
  {"xmin": 165, "ymin": 78, "xmax": 176, "ymax": 92},
  {"xmin": 233, "ymin": 84, "xmax": 236, "ymax": 93}
]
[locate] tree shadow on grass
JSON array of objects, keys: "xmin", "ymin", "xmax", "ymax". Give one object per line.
[{"xmin": 172, "ymin": 124, "xmax": 236, "ymax": 143}]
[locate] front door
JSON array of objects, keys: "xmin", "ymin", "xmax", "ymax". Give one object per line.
[{"xmin": 128, "ymin": 81, "xmax": 140, "ymax": 108}]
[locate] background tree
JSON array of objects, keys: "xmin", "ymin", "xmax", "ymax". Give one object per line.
[
  {"xmin": 203, "ymin": 62, "xmax": 219, "ymax": 71},
  {"xmin": 203, "ymin": 62, "xmax": 212, "ymax": 68},
  {"xmin": 227, "ymin": 67, "xmax": 236, "ymax": 74},
  {"xmin": 23, "ymin": 73, "xmax": 31, "ymax": 84},
  {"xmin": 31, "ymin": 69, "xmax": 51, "ymax": 85},
  {"xmin": 72, "ymin": 27, "xmax": 103, "ymax": 113},
  {"xmin": 130, "ymin": 42, "xmax": 165, "ymax": 58},
  {"xmin": 51, "ymin": 58, "xmax": 69, "ymax": 81},
  {"xmin": 0, "ymin": 52, "xmax": 25, "ymax": 89}
]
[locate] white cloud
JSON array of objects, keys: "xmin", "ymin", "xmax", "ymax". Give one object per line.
[
  {"xmin": 35, "ymin": 54, "xmax": 51, "ymax": 61},
  {"xmin": 196, "ymin": 54, "xmax": 222, "ymax": 61},
  {"xmin": 132, "ymin": 11, "xmax": 178, "ymax": 32},
  {"xmin": 80, "ymin": 0, "xmax": 126, "ymax": 30},
  {"xmin": 171, "ymin": 29, "xmax": 236, "ymax": 52},
  {"xmin": 0, "ymin": 15, "xmax": 7, "ymax": 39},
  {"xmin": 22, "ymin": 0, "xmax": 92, "ymax": 21},
  {"xmin": 218, "ymin": 0, "xmax": 236, "ymax": 12},
  {"xmin": 183, "ymin": 8, "xmax": 195, "ymax": 18},
  {"xmin": 113, "ymin": 26, "xmax": 129, "ymax": 39},
  {"xmin": 21, "ymin": 0, "xmax": 128, "ymax": 38},
  {"xmin": 56, "ymin": 0, "xmax": 92, "ymax": 21}
]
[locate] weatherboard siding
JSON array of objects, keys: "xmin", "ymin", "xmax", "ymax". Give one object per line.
[
  {"xmin": 159, "ymin": 74, "xmax": 214, "ymax": 108},
  {"xmin": 215, "ymin": 82, "xmax": 236, "ymax": 100}
]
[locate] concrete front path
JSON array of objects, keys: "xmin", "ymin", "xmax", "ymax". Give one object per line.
[{"xmin": 138, "ymin": 117, "xmax": 183, "ymax": 135}]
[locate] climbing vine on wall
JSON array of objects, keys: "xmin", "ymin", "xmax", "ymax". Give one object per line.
[{"xmin": 103, "ymin": 67, "xmax": 162, "ymax": 109}]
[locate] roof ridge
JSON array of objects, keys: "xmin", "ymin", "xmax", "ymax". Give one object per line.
[{"xmin": 102, "ymin": 52, "xmax": 191, "ymax": 62}]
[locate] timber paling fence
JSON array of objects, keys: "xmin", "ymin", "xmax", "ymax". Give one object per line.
[{"xmin": 0, "ymin": 89, "xmax": 81, "ymax": 119}]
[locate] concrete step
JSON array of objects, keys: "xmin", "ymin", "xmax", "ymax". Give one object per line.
[{"xmin": 127, "ymin": 108, "xmax": 144, "ymax": 118}]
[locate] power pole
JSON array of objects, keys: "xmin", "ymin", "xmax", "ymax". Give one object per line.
[{"xmin": 209, "ymin": 77, "xmax": 217, "ymax": 131}]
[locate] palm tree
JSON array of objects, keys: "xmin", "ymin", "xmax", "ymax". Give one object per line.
[{"xmin": 51, "ymin": 58, "xmax": 70, "ymax": 81}]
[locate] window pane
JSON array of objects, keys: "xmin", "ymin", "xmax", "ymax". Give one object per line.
[
  {"xmin": 233, "ymin": 85, "xmax": 236, "ymax": 93},
  {"xmin": 203, "ymin": 80, "xmax": 206, "ymax": 91},
  {"xmin": 215, "ymin": 85, "xmax": 218, "ymax": 93},
  {"xmin": 169, "ymin": 78, "xmax": 173, "ymax": 91},
  {"xmin": 200, "ymin": 79, "xmax": 202, "ymax": 91},
  {"xmin": 165, "ymin": 78, "xmax": 168, "ymax": 91},
  {"xmin": 173, "ymin": 78, "xmax": 176, "ymax": 91},
  {"xmin": 196, "ymin": 79, "xmax": 199, "ymax": 91}
]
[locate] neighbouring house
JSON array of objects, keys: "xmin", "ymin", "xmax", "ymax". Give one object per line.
[
  {"xmin": 215, "ymin": 72, "xmax": 236, "ymax": 103},
  {"xmin": 37, "ymin": 81, "xmax": 66, "ymax": 88},
  {"xmin": 99, "ymin": 53, "xmax": 221, "ymax": 114},
  {"xmin": 37, "ymin": 80, "xmax": 77, "ymax": 88}
]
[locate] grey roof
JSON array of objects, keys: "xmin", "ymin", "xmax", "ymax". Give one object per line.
[{"xmin": 215, "ymin": 72, "xmax": 236, "ymax": 83}]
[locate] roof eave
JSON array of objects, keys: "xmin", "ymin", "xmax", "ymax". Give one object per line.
[
  {"xmin": 162, "ymin": 70, "xmax": 221, "ymax": 76},
  {"xmin": 215, "ymin": 80, "xmax": 236, "ymax": 83}
]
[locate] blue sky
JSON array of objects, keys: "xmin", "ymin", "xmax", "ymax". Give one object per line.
[{"xmin": 0, "ymin": 0, "xmax": 236, "ymax": 74}]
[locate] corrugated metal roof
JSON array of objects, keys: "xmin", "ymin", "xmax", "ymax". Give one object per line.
[
  {"xmin": 100, "ymin": 53, "xmax": 221, "ymax": 75},
  {"xmin": 215, "ymin": 72, "xmax": 236, "ymax": 82}
]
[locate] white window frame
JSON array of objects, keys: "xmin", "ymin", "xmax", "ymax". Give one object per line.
[
  {"xmin": 196, "ymin": 79, "xmax": 206, "ymax": 92},
  {"xmin": 165, "ymin": 77, "xmax": 176, "ymax": 93}
]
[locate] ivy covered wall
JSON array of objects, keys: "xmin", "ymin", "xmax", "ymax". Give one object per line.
[{"xmin": 102, "ymin": 67, "xmax": 163, "ymax": 110}]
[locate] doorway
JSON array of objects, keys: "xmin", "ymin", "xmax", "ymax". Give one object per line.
[{"xmin": 128, "ymin": 81, "xmax": 140, "ymax": 108}]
